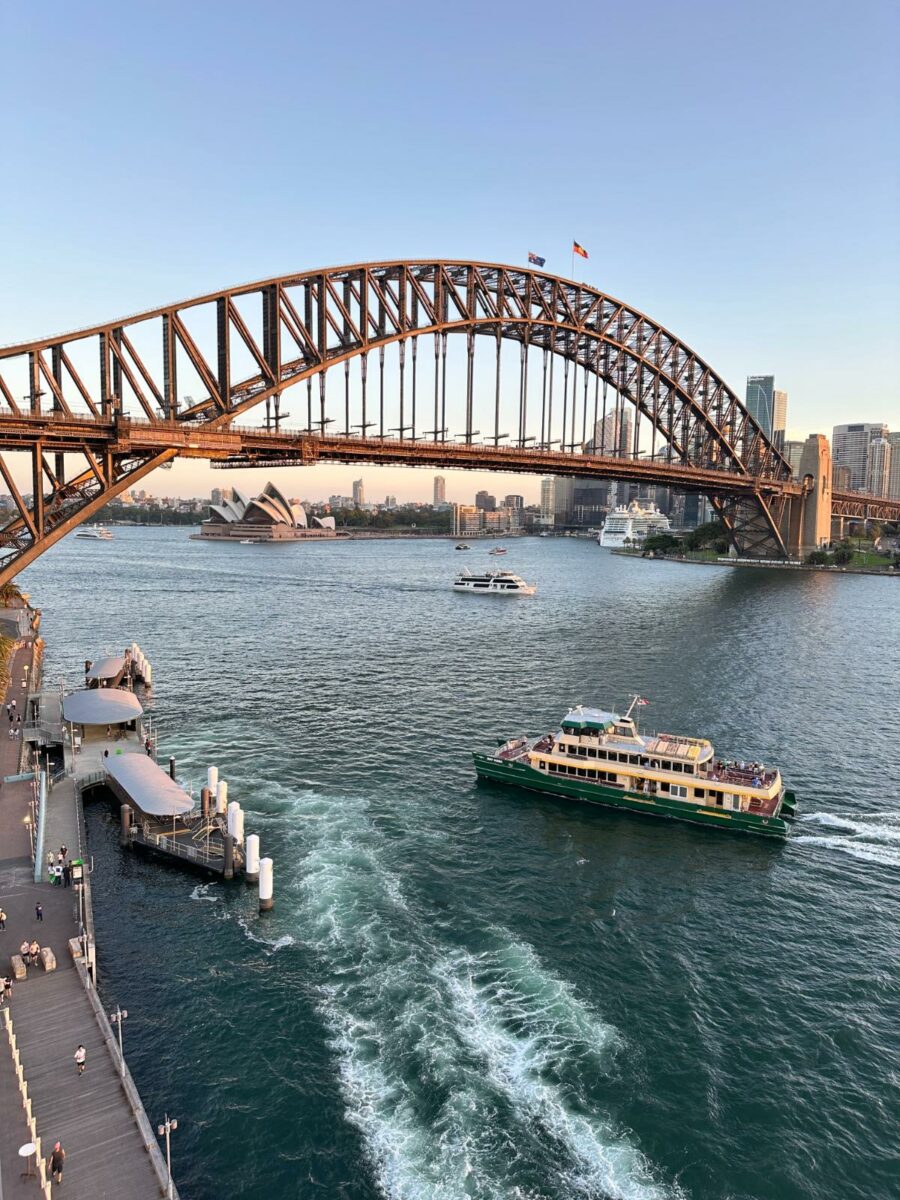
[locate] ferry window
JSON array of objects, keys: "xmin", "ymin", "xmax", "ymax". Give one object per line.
[
  {"xmin": 660, "ymin": 782, "xmax": 669, "ymax": 793},
  {"xmin": 629, "ymin": 755, "xmax": 639, "ymax": 765},
  {"xmin": 695, "ymin": 788, "xmax": 705, "ymax": 799},
  {"xmin": 671, "ymin": 785, "xmax": 688, "ymax": 798}
]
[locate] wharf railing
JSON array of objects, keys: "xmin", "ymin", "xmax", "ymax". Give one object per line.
[
  {"xmin": 136, "ymin": 825, "xmax": 225, "ymax": 869},
  {"xmin": 3, "ymin": 1008, "xmax": 52, "ymax": 1198}
]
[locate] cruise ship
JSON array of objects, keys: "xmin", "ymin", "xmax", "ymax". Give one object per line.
[
  {"xmin": 474, "ymin": 699, "xmax": 797, "ymax": 837},
  {"xmin": 599, "ymin": 502, "xmax": 670, "ymax": 548}
]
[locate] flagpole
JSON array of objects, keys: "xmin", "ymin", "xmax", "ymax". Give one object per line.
[{"xmin": 571, "ymin": 244, "xmax": 574, "ymax": 281}]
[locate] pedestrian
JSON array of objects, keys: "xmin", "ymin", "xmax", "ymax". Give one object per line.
[
  {"xmin": 11, "ymin": 697, "xmax": 16, "ymax": 711},
  {"xmin": 74, "ymin": 1045, "xmax": 86, "ymax": 1075},
  {"xmin": 54, "ymin": 864, "xmax": 63, "ymax": 886},
  {"xmin": 48, "ymin": 1142, "xmax": 65, "ymax": 1184},
  {"xmin": 63, "ymin": 863, "xmax": 71, "ymax": 888},
  {"xmin": 0, "ymin": 907, "xmax": 6, "ymax": 930},
  {"xmin": 106, "ymin": 724, "xmax": 112, "ymax": 738},
  {"xmin": 2, "ymin": 975, "xmax": 12, "ymax": 1002},
  {"xmin": 35, "ymin": 902, "xmax": 43, "ymax": 923},
  {"xmin": 47, "ymin": 852, "xmax": 54, "ymax": 873},
  {"xmin": 28, "ymin": 939, "xmax": 40, "ymax": 965},
  {"xmin": 19, "ymin": 939, "xmax": 30, "ymax": 962},
  {"xmin": 60, "ymin": 844, "xmax": 68, "ymax": 861}
]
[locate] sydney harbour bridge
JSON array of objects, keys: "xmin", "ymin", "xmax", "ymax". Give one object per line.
[{"xmin": 0, "ymin": 259, "xmax": 896, "ymax": 584}]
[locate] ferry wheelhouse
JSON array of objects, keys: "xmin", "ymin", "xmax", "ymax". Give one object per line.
[{"xmin": 474, "ymin": 699, "xmax": 796, "ymax": 837}]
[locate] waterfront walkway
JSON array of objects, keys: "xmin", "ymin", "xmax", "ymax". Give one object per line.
[{"xmin": 0, "ymin": 636, "xmax": 172, "ymax": 1198}]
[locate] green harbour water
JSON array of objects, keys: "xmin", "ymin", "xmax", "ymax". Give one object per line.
[{"xmin": 21, "ymin": 527, "xmax": 900, "ymax": 1200}]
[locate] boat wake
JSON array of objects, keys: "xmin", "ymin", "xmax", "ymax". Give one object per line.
[
  {"xmin": 274, "ymin": 788, "xmax": 679, "ymax": 1200},
  {"xmin": 795, "ymin": 812, "xmax": 900, "ymax": 867}
]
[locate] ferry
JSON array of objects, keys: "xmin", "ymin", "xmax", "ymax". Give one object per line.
[
  {"xmin": 474, "ymin": 698, "xmax": 797, "ymax": 837},
  {"xmin": 599, "ymin": 502, "xmax": 670, "ymax": 548},
  {"xmin": 75, "ymin": 526, "xmax": 113, "ymax": 540},
  {"xmin": 453, "ymin": 569, "xmax": 536, "ymax": 596}
]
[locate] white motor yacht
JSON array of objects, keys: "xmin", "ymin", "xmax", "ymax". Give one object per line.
[{"xmin": 453, "ymin": 569, "xmax": 536, "ymax": 596}]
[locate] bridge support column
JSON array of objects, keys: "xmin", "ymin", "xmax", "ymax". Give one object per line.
[{"xmin": 783, "ymin": 434, "xmax": 832, "ymax": 558}]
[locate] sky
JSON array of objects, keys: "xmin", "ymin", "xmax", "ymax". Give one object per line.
[{"xmin": 1, "ymin": 0, "xmax": 898, "ymax": 504}]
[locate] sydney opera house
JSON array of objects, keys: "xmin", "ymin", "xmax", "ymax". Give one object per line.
[{"xmin": 194, "ymin": 482, "xmax": 337, "ymax": 542}]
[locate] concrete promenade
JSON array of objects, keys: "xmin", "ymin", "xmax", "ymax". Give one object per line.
[{"xmin": 0, "ymin": 633, "xmax": 174, "ymax": 1198}]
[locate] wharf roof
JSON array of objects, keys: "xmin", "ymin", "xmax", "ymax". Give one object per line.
[
  {"xmin": 63, "ymin": 688, "xmax": 143, "ymax": 725},
  {"xmin": 105, "ymin": 753, "xmax": 195, "ymax": 817},
  {"xmin": 86, "ymin": 655, "xmax": 125, "ymax": 680}
]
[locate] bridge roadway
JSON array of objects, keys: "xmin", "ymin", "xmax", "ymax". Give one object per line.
[{"xmin": 0, "ymin": 636, "xmax": 175, "ymax": 1199}]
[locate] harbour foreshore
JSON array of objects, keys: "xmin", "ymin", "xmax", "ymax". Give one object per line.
[{"xmin": 0, "ymin": 616, "xmax": 177, "ymax": 1198}]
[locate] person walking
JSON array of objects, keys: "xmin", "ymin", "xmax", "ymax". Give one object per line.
[
  {"xmin": 48, "ymin": 1142, "xmax": 65, "ymax": 1184},
  {"xmin": 0, "ymin": 907, "xmax": 6, "ymax": 930},
  {"xmin": 63, "ymin": 862, "xmax": 71, "ymax": 888},
  {"xmin": 74, "ymin": 1045, "xmax": 86, "ymax": 1075},
  {"xmin": 35, "ymin": 902, "xmax": 43, "ymax": 923}
]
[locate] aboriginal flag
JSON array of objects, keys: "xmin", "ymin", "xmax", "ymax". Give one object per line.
[
  {"xmin": 528, "ymin": 252, "xmax": 546, "ymax": 267},
  {"xmin": 573, "ymin": 241, "xmax": 589, "ymax": 259}
]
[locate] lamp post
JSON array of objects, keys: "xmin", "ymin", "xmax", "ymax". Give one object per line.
[
  {"xmin": 109, "ymin": 1005, "xmax": 128, "ymax": 1075},
  {"xmin": 157, "ymin": 1114, "xmax": 178, "ymax": 1199}
]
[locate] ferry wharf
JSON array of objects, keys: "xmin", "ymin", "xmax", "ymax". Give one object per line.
[{"xmin": 0, "ymin": 633, "xmax": 177, "ymax": 1198}]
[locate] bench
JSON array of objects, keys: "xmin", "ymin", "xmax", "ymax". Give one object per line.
[
  {"xmin": 39, "ymin": 947, "xmax": 56, "ymax": 972},
  {"xmin": 68, "ymin": 937, "xmax": 82, "ymax": 960},
  {"xmin": 10, "ymin": 954, "xmax": 26, "ymax": 981}
]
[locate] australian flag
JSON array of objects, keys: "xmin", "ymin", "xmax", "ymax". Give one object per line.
[{"xmin": 528, "ymin": 252, "xmax": 546, "ymax": 267}]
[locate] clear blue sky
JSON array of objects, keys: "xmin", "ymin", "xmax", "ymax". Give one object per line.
[{"xmin": 2, "ymin": 0, "xmax": 897, "ymax": 503}]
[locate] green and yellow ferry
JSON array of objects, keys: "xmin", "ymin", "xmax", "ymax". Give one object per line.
[{"xmin": 474, "ymin": 698, "xmax": 797, "ymax": 837}]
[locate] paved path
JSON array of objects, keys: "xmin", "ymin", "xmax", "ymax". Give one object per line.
[{"xmin": 0, "ymin": 634, "xmax": 170, "ymax": 1198}]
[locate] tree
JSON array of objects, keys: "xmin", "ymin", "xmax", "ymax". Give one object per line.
[
  {"xmin": 832, "ymin": 546, "xmax": 853, "ymax": 565},
  {"xmin": 806, "ymin": 549, "xmax": 830, "ymax": 566},
  {"xmin": 643, "ymin": 533, "xmax": 681, "ymax": 555}
]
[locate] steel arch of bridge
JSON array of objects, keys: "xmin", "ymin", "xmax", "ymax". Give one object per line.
[{"xmin": 0, "ymin": 258, "xmax": 827, "ymax": 579}]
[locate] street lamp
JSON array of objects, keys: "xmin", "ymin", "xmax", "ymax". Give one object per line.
[
  {"xmin": 157, "ymin": 1115, "xmax": 178, "ymax": 1200},
  {"xmin": 109, "ymin": 1005, "xmax": 128, "ymax": 1075}
]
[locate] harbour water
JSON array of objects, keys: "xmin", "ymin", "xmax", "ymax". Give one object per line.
[{"xmin": 20, "ymin": 529, "xmax": 899, "ymax": 1200}]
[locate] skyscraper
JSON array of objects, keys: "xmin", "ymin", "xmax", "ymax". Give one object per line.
[
  {"xmin": 590, "ymin": 408, "xmax": 632, "ymax": 456},
  {"xmin": 866, "ymin": 438, "xmax": 892, "ymax": 497},
  {"xmin": 433, "ymin": 475, "xmax": 446, "ymax": 506},
  {"xmin": 540, "ymin": 478, "xmax": 555, "ymax": 525},
  {"xmin": 746, "ymin": 376, "xmax": 775, "ymax": 439},
  {"xmin": 888, "ymin": 432, "xmax": 900, "ymax": 500},
  {"xmin": 352, "ymin": 478, "xmax": 365, "ymax": 506},
  {"xmin": 832, "ymin": 423, "xmax": 889, "ymax": 491},
  {"xmin": 772, "ymin": 390, "xmax": 788, "ymax": 450},
  {"xmin": 503, "ymin": 494, "xmax": 524, "ymax": 509},
  {"xmin": 475, "ymin": 490, "xmax": 496, "ymax": 511},
  {"xmin": 782, "ymin": 440, "xmax": 805, "ymax": 476}
]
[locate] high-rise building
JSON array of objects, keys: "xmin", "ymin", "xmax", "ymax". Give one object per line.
[
  {"xmin": 866, "ymin": 438, "xmax": 892, "ymax": 497},
  {"xmin": 552, "ymin": 477, "xmax": 574, "ymax": 523},
  {"xmin": 352, "ymin": 479, "xmax": 365, "ymax": 506},
  {"xmin": 782, "ymin": 440, "xmax": 805, "ymax": 476},
  {"xmin": 384, "ymin": 495, "xmax": 397, "ymax": 509},
  {"xmin": 832, "ymin": 423, "xmax": 889, "ymax": 491},
  {"xmin": 746, "ymin": 376, "xmax": 775, "ymax": 439},
  {"xmin": 888, "ymin": 432, "xmax": 900, "ymax": 500},
  {"xmin": 457, "ymin": 505, "xmax": 482, "ymax": 533},
  {"xmin": 590, "ymin": 408, "xmax": 632, "ymax": 456},
  {"xmin": 210, "ymin": 486, "xmax": 233, "ymax": 506},
  {"xmin": 540, "ymin": 478, "xmax": 555, "ymax": 525},
  {"xmin": 475, "ymin": 490, "xmax": 496, "ymax": 511},
  {"xmin": 772, "ymin": 391, "xmax": 788, "ymax": 450},
  {"xmin": 503, "ymin": 494, "xmax": 524, "ymax": 509},
  {"xmin": 831, "ymin": 464, "xmax": 852, "ymax": 492},
  {"xmin": 433, "ymin": 475, "xmax": 446, "ymax": 506}
]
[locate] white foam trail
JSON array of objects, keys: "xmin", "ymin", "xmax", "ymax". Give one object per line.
[
  {"xmin": 235, "ymin": 913, "xmax": 296, "ymax": 953},
  {"xmin": 189, "ymin": 882, "xmax": 218, "ymax": 902},
  {"xmin": 439, "ymin": 940, "xmax": 676, "ymax": 1200},
  {"xmin": 793, "ymin": 835, "xmax": 900, "ymax": 868},
  {"xmin": 283, "ymin": 788, "xmax": 679, "ymax": 1200}
]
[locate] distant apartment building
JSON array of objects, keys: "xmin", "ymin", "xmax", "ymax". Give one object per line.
[
  {"xmin": 384, "ymin": 495, "xmax": 397, "ymax": 509},
  {"xmin": 540, "ymin": 478, "xmax": 555, "ymax": 525},
  {"xmin": 503, "ymin": 494, "xmax": 524, "ymax": 509},
  {"xmin": 433, "ymin": 475, "xmax": 446, "ymax": 506},
  {"xmin": 832, "ymin": 423, "xmax": 889, "ymax": 490},
  {"xmin": 456, "ymin": 504, "xmax": 483, "ymax": 534},
  {"xmin": 772, "ymin": 391, "xmax": 788, "ymax": 450},
  {"xmin": 746, "ymin": 376, "xmax": 775, "ymax": 439},
  {"xmin": 832, "ymin": 464, "xmax": 852, "ymax": 492},
  {"xmin": 589, "ymin": 409, "xmax": 632, "ymax": 457},
  {"xmin": 782, "ymin": 440, "xmax": 805, "ymax": 476},
  {"xmin": 352, "ymin": 479, "xmax": 365, "ymax": 506},
  {"xmin": 889, "ymin": 432, "xmax": 900, "ymax": 500},
  {"xmin": 475, "ymin": 490, "xmax": 496, "ymax": 511},
  {"xmin": 866, "ymin": 438, "xmax": 893, "ymax": 497}
]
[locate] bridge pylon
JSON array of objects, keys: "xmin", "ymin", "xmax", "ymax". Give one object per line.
[{"xmin": 783, "ymin": 434, "xmax": 832, "ymax": 558}]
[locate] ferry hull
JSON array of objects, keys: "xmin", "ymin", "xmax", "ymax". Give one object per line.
[{"xmin": 473, "ymin": 753, "xmax": 789, "ymax": 838}]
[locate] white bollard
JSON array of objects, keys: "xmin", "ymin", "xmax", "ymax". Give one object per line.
[
  {"xmin": 207, "ymin": 765, "xmax": 219, "ymax": 793},
  {"xmin": 245, "ymin": 834, "xmax": 260, "ymax": 883},
  {"xmin": 259, "ymin": 857, "xmax": 274, "ymax": 911},
  {"xmin": 143, "ymin": 662, "xmax": 152, "ymax": 686},
  {"xmin": 216, "ymin": 779, "xmax": 228, "ymax": 815},
  {"xmin": 227, "ymin": 799, "xmax": 240, "ymax": 838},
  {"xmin": 232, "ymin": 806, "xmax": 244, "ymax": 846}
]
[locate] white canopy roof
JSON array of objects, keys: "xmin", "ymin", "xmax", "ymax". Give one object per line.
[
  {"xmin": 63, "ymin": 688, "xmax": 143, "ymax": 725},
  {"xmin": 86, "ymin": 655, "xmax": 125, "ymax": 681},
  {"xmin": 105, "ymin": 753, "xmax": 195, "ymax": 817}
]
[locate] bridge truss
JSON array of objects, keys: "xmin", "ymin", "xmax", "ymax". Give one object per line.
[{"xmin": 0, "ymin": 260, "xmax": 895, "ymax": 583}]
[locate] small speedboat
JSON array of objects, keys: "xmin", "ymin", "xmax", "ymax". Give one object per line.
[
  {"xmin": 455, "ymin": 543, "xmax": 471, "ymax": 551},
  {"xmin": 75, "ymin": 526, "xmax": 113, "ymax": 540},
  {"xmin": 489, "ymin": 546, "xmax": 507, "ymax": 556}
]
